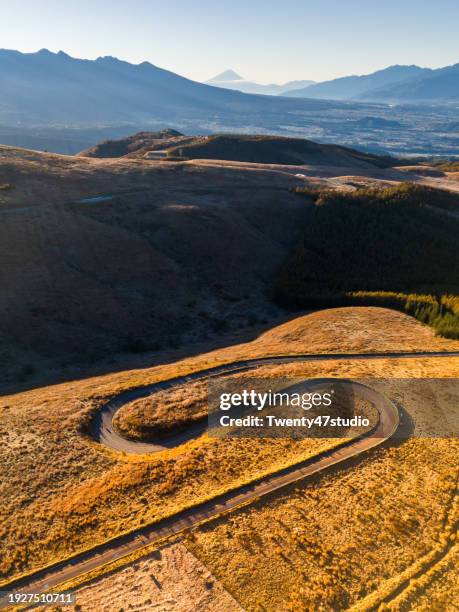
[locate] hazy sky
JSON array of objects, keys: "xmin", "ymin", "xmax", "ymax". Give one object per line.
[{"xmin": 1, "ymin": 0, "xmax": 459, "ymax": 83}]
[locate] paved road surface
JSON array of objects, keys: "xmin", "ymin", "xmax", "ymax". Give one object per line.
[
  {"xmin": 93, "ymin": 350, "xmax": 459, "ymax": 453},
  {"xmin": 1, "ymin": 350, "xmax": 458, "ymax": 605}
]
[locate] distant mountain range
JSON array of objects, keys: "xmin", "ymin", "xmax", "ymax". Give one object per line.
[
  {"xmin": 0, "ymin": 48, "xmax": 334, "ymax": 127},
  {"xmin": 362, "ymin": 62, "xmax": 459, "ymax": 103},
  {"xmin": 284, "ymin": 65, "xmax": 428, "ymax": 99},
  {"xmin": 1, "ymin": 49, "xmax": 458, "ymax": 130},
  {"xmin": 0, "ymin": 48, "xmax": 244, "ymax": 124},
  {"xmin": 206, "ymin": 69, "xmax": 315, "ymax": 95},
  {"xmin": 284, "ymin": 63, "xmax": 459, "ymax": 102},
  {"xmin": 208, "ymin": 63, "xmax": 459, "ymax": 103},
  {"xmin": 1, "ymin": 49, "xmax": 458, "ymax": 156}
]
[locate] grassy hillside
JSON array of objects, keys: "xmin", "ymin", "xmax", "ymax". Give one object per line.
[
  {"xmin": 78, "ymin": 131, "xmax": 400, "ymax": 168},
  {"xmin": 1, "ymin": 146, "xmax": 458, "ymax": 386},
  {"xmin": 1, "ymin": 308, "xmax": 457, "ymax": 580},
  {"xmin": 77, "ymin": 129, "xmax": 185, "ymax": 158},
  {"xmin": 274, "ymin": 184, "xmax": 459, "ymax": 337},
  {"xmin": 434, "ymin": 160, "xmax": 459, "ymax": 172},
  {"xmin": 0, "ymin": 146, "xmax": 309, "ymax": 384},
  {"xmin": 188, "ymin": 426, "xmax": 458, "ymax": 611},
  {"xmin": 167, "ymin": 134, "xmax": 399, "ymax": 168}
]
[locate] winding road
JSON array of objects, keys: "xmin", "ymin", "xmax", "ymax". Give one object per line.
[
  {"xmin": 93, "ymin": 350, "xmax": 459, "ymax": 453},
  {"xmin": 1, "ymin": 349, "xmax": 458, "ymax": 606}
]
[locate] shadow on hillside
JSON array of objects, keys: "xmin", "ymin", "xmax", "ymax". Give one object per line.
[{"xmin": 0, "ymin": 311, "xmax": 306, "ymax": 396}]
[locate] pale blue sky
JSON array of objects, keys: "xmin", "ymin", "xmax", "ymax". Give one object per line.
[{"xmin": 1, "ymin": 0, "xmax": 459, "ymax": 83}]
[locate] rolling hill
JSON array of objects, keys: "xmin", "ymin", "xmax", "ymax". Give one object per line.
[
  {"xmin": 78, "ymin": 132, "xmax": 400, "ymax": 167},
  {"xmin": 77, "ymin": 129, "xmax": 187, "ymax": 158},
  {"xmin": 1, "ymin": 143, "xmax": 458, "ymax": 385},
  {"xmin": 0, "ymin": 145, "xmax": 310, "ymax": 384},
  {"xmin": 165, "ymin": 134, "xmax": 399, "ymax": 167}
]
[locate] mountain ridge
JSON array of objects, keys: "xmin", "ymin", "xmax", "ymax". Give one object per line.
[
  {"xmin": 361, "ymin": 62, "xmax": 459, "ymax": 102},
  {"xmin": 284, "ymin": 64, "xmax": 431, "ymax": 99},
  {"xmin": 284, "ymin": 62, "xmax": 459, "ymax": 102},
  {"xmin": 0, "ymin": 48, "xmax": 337, "ymax": 127}
]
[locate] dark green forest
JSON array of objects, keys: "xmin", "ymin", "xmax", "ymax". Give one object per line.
[{"xmin": 274, "ymin": 184, "xmax": 459, "ymax": 338}]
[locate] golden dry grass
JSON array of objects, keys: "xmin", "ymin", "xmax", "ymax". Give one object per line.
[
  {"xmin": 186, "ymin": 436, "xmax": 457, "ymax": 611},
  {"xmin": 248, "ymin": 306, "xmax": 459, "ymax": 354},
  {"xmin": 0, "ymin": 307, "xmax": 457, "ymax": 584},
  {"xmin": 389, "ymin": 544, "xmax": 459, "ymax": 611},
  {"xmin": 69, "ymin": 540, "xmax": 242, "ymax": 612},
  {"xmin": 113, "ymin": 379, "xmax": 208, "ymax": 440},
  {"xmin": 113, "ymin": 377, "xmax": 376, "ymax": 443},
  {"xmin": 184, "ymin": 355, "xmax": 458, "ymax": 611}
]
